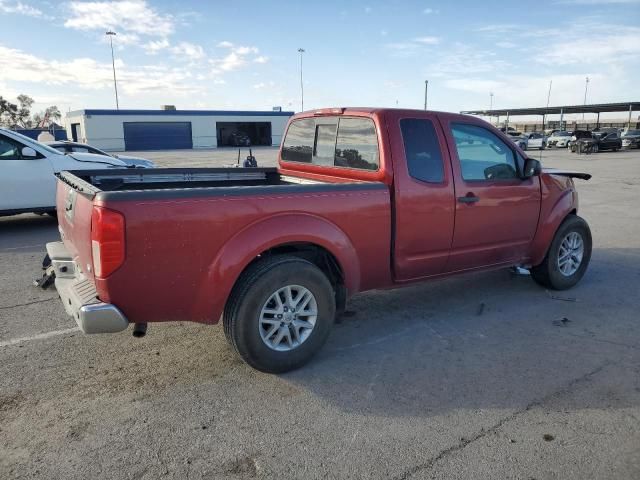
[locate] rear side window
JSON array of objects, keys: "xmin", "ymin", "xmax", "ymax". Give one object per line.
[
  {"xmin": 282, "ymin": 116, "xmax": 379, "ymax": 171},
  {"xmin": 281, "ymin": 119, "xmax": 314, "ymax": 163},
  {"xmin": 334, "ymin": 118, "xmax": 379, "ymax": 171},
  {"xmin": 400, "ymin": 118, "xmax": 444, "ymax": 183}
]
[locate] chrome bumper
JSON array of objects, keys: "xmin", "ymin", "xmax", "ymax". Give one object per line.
[{"xmin": 47, "ymin": 241, "xmax": 129, "ymax": 334}]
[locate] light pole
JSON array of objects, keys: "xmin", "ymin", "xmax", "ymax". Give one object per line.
[
  {"xmin": 424, "ymin": 80, "xmax": 428, "ymax": 110},
  {"xmin": 106, "ymin": 31, "xmax": 119, "ymax": 110},
  {"xmin": 583, "ymin": 76, "xmax": 589, "ymax": 121},
  {"xmin": 297, "ymin": 48, "xmax": 305, "ymax": 112},
  {"xmin": 489, "ymin": 92, "xmax": 494, "ymax": 125}
]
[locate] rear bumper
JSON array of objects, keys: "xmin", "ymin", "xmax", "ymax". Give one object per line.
[{"xmin": 47, "ymin": 241, "xmax": 129, "ymax": 334}]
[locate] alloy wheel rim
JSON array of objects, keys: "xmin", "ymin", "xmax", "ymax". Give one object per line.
[
  {"xmin": 557, "ymin": 231, "xmax": 584, "ymax": 277},
  {"xmin": 259, "ymin": 285, "xmax": 318, "ymax": 351}
]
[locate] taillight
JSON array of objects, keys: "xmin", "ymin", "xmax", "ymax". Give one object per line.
[{"xmin": 91, "ymin": 206, "xmax": 125, "ymax": 278}]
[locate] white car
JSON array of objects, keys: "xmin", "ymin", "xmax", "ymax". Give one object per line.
[
  {"xmin": 506, "ymin": 131, "xmax": 528, "ymax": 149},
  {"xmin": 525, "ymin": 132, "xmax": 547, "ymax": 150},
  {"xmin": 0, "ymin": 128, "xmax": 136, "ymax": 216},
  {"xmin": 547, "ymin": 131, "xmax": 572, "ymax": 148},
  {"xmin": 45, "ymin": 141, "xmax": 155, "ymax": 168}
]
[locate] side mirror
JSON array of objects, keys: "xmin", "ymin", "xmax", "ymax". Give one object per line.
[
  {"xmin": 523, "ymin": 158, "xmax": 541, "ymax": 178},
  {"xmin": 21, "ymin": 147, "xmax": 38, "ymax": 158}
]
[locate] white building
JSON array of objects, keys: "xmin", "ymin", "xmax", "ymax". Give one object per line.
[{"xmin": 64, "ymin": 109, "xmax": 294, "ymax": 151}]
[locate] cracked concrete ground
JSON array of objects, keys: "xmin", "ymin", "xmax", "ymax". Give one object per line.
[{"xmin": 1, "ymin": 147, "xmax": 639, "ymax": 479}]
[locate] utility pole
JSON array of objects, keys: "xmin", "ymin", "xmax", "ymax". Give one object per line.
[
  {"xmin": 297, "ymin": 48, "xmax": 305, "ymax": 112},
  {"xmin": 489, "ymin": 92, "xmax": 494, "ymax": 124},
  {"xmin": 583, "ymin": 76, "xmax": 589, "ymax": 121},
  {"xmin": 424, "ymin": 80, "xmax": 428, "ymax": 110},
  {"xmin": 544, "ymin": 80, "xmax": 552, "ymax": 131},
  {"xmin": 106, "ymin": 31, "xmax": 119, "ymax": 110}
]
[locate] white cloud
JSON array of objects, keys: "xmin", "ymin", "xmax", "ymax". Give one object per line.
[
  {"xmin": 0, "ymin": 44, "xmax": 200, "ymax": 97},
  {"xmin": 171, "ymin": 41, "xmax": 205, "ymax": 61},
  {"xmin": 413, "ymin": 36, "xmax": 440, "ymax": 45},
  {"xmin": 0, "ymin": 0, "xmax": 43, "ymax": 17},
  {"xmin": 533, "ymin": 24, "xmax": 640, "ymax": 65},
  {"xmin": 474, "ymin": 23, "xmax": 520, "ymax": 34},
  {"xmin": 252, "ymin": 82, "xmax": 266, "ymax": 89},
  {"xmin": 143, "ymin": 38, "xmax": 169, "ymax": 54},
  {"xmin": 211, "ymin": 42, "xmax": 266, "ymax": 72},
  {"xmin": 495, "ymin": 41, "xmax": 517, "ymax": 48},
  {"xmin": 64, "ymin": 0, "xmax": 174, "ymax": 37},
  {"xmin": 446, "ymin": 74, "xmax": 614, "ymax": 108},
  {"xmin": 423, "ymin": 8, "xmax": 436, "ymax": 14},
  {"xmin": 385, "ymin": 36, "xmax": 442, "ymax": 57}
]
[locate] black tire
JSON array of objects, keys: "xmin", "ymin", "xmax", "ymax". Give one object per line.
[
  {"xmin": 530, "ymin": 215, "xmax": 592, "ymax": 290},
  {"xmin": 223, "ymin": 255, "xmax": 336, "ymax": 373}
]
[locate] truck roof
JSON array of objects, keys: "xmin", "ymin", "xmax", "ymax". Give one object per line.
[{"xmin": 292, "ymin": 107, "xmax": 471, "ymax": 121}]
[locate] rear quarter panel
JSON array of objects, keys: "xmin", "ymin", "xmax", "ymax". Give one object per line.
[{"xmin": 95, "ymin": 184, "xmax": 391, "ymax": 325}]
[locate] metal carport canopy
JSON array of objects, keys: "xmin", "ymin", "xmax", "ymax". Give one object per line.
[{"xmin": 461, "ymin": 101, "xmax": 640, "ymax": 116}]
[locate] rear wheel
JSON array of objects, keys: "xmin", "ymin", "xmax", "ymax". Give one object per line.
[
  {"xmin": 530, "ymin": 215, "xmax": 592, "ymax": 290},
  {"xmin": 223, "ymin": 255, "xmax": 336, "ymax": 373}
]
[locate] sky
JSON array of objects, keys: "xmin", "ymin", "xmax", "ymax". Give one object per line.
[{"xmin": 1, "ymin": 0, "xmax": 639, "ymax": 120}]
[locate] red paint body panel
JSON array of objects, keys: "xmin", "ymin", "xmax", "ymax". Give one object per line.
[
  {"xmin": 93, "ymin": 186, "xmax": 391, "ymax": 324},
  {"xmin": 56, "ymin": 108, "xmax": 583, "ymax": 326}
]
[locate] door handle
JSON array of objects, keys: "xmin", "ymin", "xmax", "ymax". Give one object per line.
[{"xmin": 457, "ymin": 194, "xmax": 479, "ymax": 204}]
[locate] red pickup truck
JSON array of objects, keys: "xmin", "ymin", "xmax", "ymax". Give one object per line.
[{"xmin": 46, "ymin": 108, "xmax": 592, "ymax": 372}]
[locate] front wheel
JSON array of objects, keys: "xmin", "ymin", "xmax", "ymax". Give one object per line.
[
  {"xmin": 530, "ymin": 215, "xmax": 592, "ymax": 290},
  {"xmin": 223, "ymin": 255, "xmax": 336, "ymax": 373}
]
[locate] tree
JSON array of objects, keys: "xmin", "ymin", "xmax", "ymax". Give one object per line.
[
  {"xmin": 0, "ymin": 96, "xmax": 19, "ymax": 127},
  {"xmin": 44, "ymin": 105, "xmax": 61, "ymax": 125},
  {"xmin": 16, "ymin": 94, "xmax": 34, "ymax": 127}
]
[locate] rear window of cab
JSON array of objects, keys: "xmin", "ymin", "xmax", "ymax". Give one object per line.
[{"xmin": 281, "ymin": 116, "xmax": 379, "ymax": 171}]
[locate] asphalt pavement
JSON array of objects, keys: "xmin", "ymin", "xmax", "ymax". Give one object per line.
[{"xmin": 1, "ymin": 147, "xmax": 639, "ymax": 479}]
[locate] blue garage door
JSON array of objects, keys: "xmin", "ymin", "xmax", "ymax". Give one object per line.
[{"xmin": 123, "ymin": 122, "xmax": 193, "ymax": 151}]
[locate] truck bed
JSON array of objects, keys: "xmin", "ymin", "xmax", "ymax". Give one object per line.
[
  {"xmin": 55, "ymin": 167, "xmax": 392, "ymax": 326},
  {"xmin": 58, "ymin": 167, "xmax": 321, "ymax": 194}
]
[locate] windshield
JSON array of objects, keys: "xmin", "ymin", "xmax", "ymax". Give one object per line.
[
  {"xmin": 6, "ymin": 130, "xmax": 64, "ymax": 155},
  {"xmin": 555, "ymin": 131, "xmax": 571, "ymax": 137},
  {"xmin": 623, "ymin": 130, "xmax": 640, "ymax": 136}
]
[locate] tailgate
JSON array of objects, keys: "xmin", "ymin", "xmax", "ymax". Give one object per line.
[{"xmin": 55, "ymin": 177, "xmax": 96, "ymax": 283}]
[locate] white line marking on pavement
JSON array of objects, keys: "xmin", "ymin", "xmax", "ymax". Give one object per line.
[
  {"xmin": 0, "ymin": 243, "xmax": 44, "ymax": 252},
  {"xmin": 0, "ymin": 327, "xmax": 80, "ymax": 348}
]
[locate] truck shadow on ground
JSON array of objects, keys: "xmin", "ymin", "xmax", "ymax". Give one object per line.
[{"xmin": 283, "ymin": 247, "xmax": 640, "ymax": 417}]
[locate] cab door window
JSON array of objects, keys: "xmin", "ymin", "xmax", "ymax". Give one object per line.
[{"xmin": 451, "ymin": 123, "xmax": 518, "ymax": 181}]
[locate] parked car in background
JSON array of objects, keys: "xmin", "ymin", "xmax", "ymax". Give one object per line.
[
  {"xmin": 506, "ymin": 131, "xmax": 528, "ymax": 149},
  {"xmin": 45, "ymin": 107, "xmax": 592, "ymax": 372},
  {"xmin": 547, "ymin": 131, "xmax": 572, "ymax": 148},
  {"xmin": 526, "ymin": 132, "xmax": 547, "ymax": 150},
  {"xmin": 621, "ymin": 129, "xmax": 640, "ymax": 149},
  {"xmin": 46, "ymin": 141, "xmax": 155, "ymax": 168},
  {"xmin": 574, "ymin": 132, "xmax": 622, "ymax": 153},
  {"xmin": 568, "ymin": 130, "xmax": 593, "ymax": 151},
  {"xmin": 0, "ymin": 128, "xmax": 134, "ymax": 216}
]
